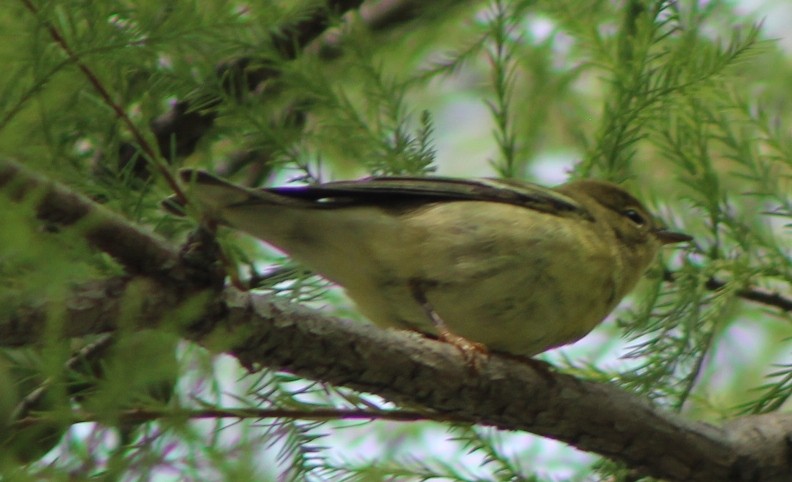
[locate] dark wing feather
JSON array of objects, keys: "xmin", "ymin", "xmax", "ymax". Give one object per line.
[
  {"xmin": 174, "ymin": 170, "xmax": 590, "ymax": 219},
  {"xmin": 264, "ymin": 176, "xmax": 587, "ymax": 217}
]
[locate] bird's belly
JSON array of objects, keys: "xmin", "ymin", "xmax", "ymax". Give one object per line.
[
  {"xmin": 347, "ymin": 250, "xmax": 615, "ymax": 357},
  {"xmin": 428, "ymin": 273, "xmax": 611, "ymax": 356}
]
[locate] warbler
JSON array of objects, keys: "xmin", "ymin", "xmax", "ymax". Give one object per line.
[{"xmin": 174, "ymin": 170, "xmax": 691, "ymax": 357}]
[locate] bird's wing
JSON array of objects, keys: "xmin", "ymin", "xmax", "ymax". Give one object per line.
[
  {"xmin": 268, "ymin": 176, "xmax": 587, "ymax": 216},
  {"xmin": 174, "ymin": 170, "xmax": 589, "ymax": 218}
]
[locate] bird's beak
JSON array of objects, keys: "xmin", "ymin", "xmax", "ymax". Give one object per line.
[{"xmin": 653, "ymin": 228, "xmax": 693, "ymax": 245}]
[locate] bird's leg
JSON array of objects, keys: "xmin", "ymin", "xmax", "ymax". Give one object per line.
[{"xmin": 408, "ymin": 279, "xmax": 489, "ymax": 367}]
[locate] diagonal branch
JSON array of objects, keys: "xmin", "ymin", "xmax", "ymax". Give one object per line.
[
  {"xmin": 118, "ymin": 0, "xmax": 367, "ymax": 173},
  {"xmin": 115, "ymin": 0, "xmax": 469, "ymax": 176},
  {"xmin": 18, "ymin": 0, "xmax": 185, "ymax": 200},
  {"xmin": 0, "ymin": 160, "xmax": 180, "ymax": 278}
]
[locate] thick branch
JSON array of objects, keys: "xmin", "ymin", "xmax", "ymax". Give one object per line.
[{"xmin": 207, "ymin": 289, "xmax": 792, "ymax": 482}]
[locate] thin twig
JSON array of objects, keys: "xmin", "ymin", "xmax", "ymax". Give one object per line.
[
  {"xmin": 13, "ymin": 406, "xmax": 438, "ymax": 428},
  {"xmin": 11, "ymin": 334, "xmax": 115, "ymax": 421},
  {"xmin": 664, "ymin": 270, "xmax": 792, "ymax": 313},
  {"xmin": 18, "ymin": 0, "xmax": 186, "ymax": 203}
]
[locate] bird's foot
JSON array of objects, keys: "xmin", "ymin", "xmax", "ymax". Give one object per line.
[
  {"xmin": 409, "ymin": 278, "xmax": 489, "ymax": 372},
  {"xmin": 436, "ymin": 326, "xmax": 490, "ymax": 372}
]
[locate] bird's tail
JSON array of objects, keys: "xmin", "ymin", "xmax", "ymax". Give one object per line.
[{"xmin": 162, "ymin": 169, "xmax": 309, "ymax": 218}]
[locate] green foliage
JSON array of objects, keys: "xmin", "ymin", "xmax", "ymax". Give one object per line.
[{"xmin": 0, "ymin": 0, "xmax": 790, "ymax": 480}]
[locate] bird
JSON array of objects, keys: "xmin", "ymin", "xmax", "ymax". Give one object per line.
[{"xmin": 171, "ymin": 170, "xmax": 692, "ymax": 358}]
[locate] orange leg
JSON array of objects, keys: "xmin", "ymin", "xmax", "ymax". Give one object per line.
[{"xmin": 409, "ymin": 279, "xmax": 489, "ymax": 368}]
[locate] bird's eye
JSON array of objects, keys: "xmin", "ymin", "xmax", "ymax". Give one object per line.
[{"xmin": 622, "ymin": 209, "xmax": 646, "ymax": 226}]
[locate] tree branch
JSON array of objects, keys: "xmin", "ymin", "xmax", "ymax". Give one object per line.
[
  {"xmin": 18, "ymin": 0, "xmax": 186, "ymax": 200},
  {"xmin": 705, "ymin": 277, "xmax": 792, "ymax": 313},
  {"xmin": 2, "ymin": 275, "xmax": 791, "ymax": 481},
  {"xmin": 0, "ymin": 160, "xmax": 181, "ymax": 278},
  {"xmin": 115, "ymin": 0, "xmax": 367, "ymax": 173},
  {"xmin": 15, "ymin": 406, "xmax": 437, "ymax": 427},
  {"xmin": 114, "ymin": 0, "xmax": 469, "ymax": 176},
  {"xmin": 664, "ymin": 269, "xmax": 792, "ymax": 313}
]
